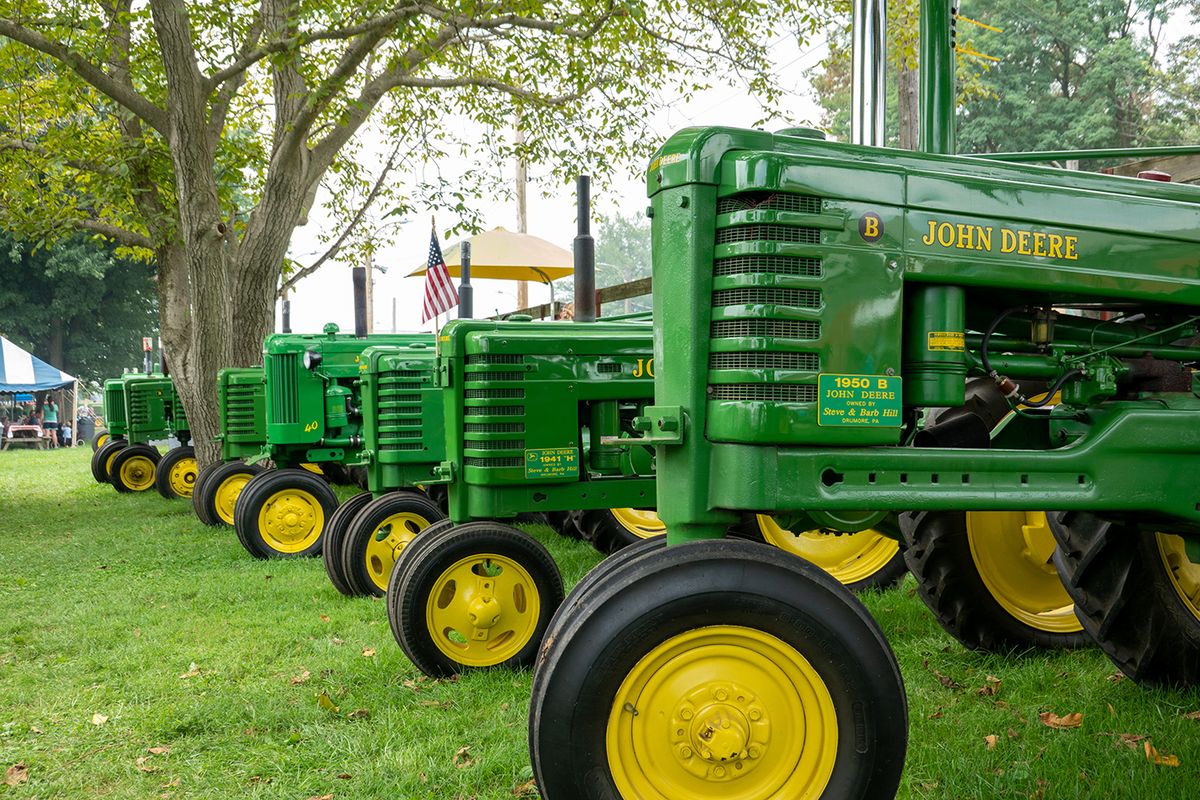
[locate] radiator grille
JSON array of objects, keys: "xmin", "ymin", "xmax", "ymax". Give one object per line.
[
  {"xmin": 712, "ymin": 288, "xmax": 821, "ymax": 309},
  {"xmin": 464, "ymin": 456, "xmax": 524, "ymax": 468},
  {"xmin": 715, "ymin": 225, "xmax": 820, "ymax": 245},
  {"xmin": 471, "ymin": 371, "xmax": 525, "ymax": 381},
  {"xmin": 268, "ymin": 352, "xmax": 300, "ymax": 425},
  {"xmin": 466, "ymin": 354, "xmax": 523, "ymax": 365},
  {"xmin": 464, "ymin": 388, "xmax": 525, "ymax": 400},
  {"xmin": 463, "ymin": 439, "xmax": 524, "ymax": 451},
  {"xmin": 104, "ymin": 385, "xmax": 127, "ymax": 427},
  {"xmin": 464, "ymin": 422, "xmax": 525, "ymax": 433},
  {"xmin": 717, "ymin": 193, "xmax": 822, "ymax": 215},
  {"xmin": 713, "ymin": 255, "xmax": 822, "ymax": 278},
  {"xmin": 598, "ymin": 362, "xmax": 622, "ymax": 373},
  {"xmin": 709, "ymin": 384, "xmax": 818, "ymax": 402},
  {"xmin": 464, "ymin": 405, "xmax": 524, "ymax": 416},
  {"xmin": 377, "ymin": 366, "xmax": 430, "ymax": 452},
  {"xmin": 709, "ymin": 352, "xmax": 820, "ymax": 372},
  {"xmin": 226, "ymin": 383, "xmax": 261, "ymax": 438},
  {"xmin": 711, "ymin": 320, "xmax": 821, "ymax": 340}
]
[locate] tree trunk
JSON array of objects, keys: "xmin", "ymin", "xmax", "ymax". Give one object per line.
[{"xmin": 897, "ymin": 63, "xmax": 919, "ymax": 151}]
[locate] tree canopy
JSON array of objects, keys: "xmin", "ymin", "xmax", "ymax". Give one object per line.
[
  {"xmin": 812, "ymin": 0, "xmax": 1200, "ymax": 153},
  {"xmin": 0, "ymin": 234, "xmax": 157, "ymax": 383},
  {"xmin": 0, "ymin": 0, "xmax": 836, "ymax": 461}
]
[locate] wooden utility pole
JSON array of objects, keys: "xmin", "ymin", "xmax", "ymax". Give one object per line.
[{"xmin": 515, "ymin": 122, "xmax": 529, "ymax": 309}]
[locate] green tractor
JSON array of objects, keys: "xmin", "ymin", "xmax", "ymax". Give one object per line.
[
  {"xmin": 230, "ymin": 324, "xmax": 433, "ymax": 559},
  {"xmin": 90, "ymin": 373, "xmax": 194, "ymax": 496},
  {"xmin": 527, "ymin": 2, "xmax": 1200, "ymax": 797},
  {"xmin": 319, "ymin": 340, "xmax": 450, "ymax": 597},
  {"xmin": 375, "ymin": 315, "xmax": 913, "ymax": 679},
  {"xmin": 192, "ymin": 366, "xmax": 270, "ymax": 527}
]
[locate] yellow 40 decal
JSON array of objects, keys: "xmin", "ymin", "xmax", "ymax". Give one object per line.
[{"xmin": 304, "ymin": 421, "xmax": 319, "ymax": 432}]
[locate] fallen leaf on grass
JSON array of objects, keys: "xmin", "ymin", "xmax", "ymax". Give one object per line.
[
  {"xmin": 1007, "ymin": 728, "xmax": 1019, "ymax": 740},
  {"xmin": 453, "ymin": 745, "xmax": 476, "ymax": 769},
  {"xmin": 161, "ymin": 776, "xmax": 181, "ymax": 791},
  {"xmin": 1039, "ymin": 712, "xmax": 1082, "ymax": 729},
  {"xmin": 1183, "ymin": 710, "xmax": 1200, "ymax": 721},
  {"xmin": 290, "ymin": 671, "xmax": 312, "ymax": 686},
  {"xmin": 1144, "ymin": 741, "xmax": 1181, "ymax": 767},
  {"xmin": 361, "ymin": 648, "xmax": 376, "ymax": 658},
  {"xmin": 135, "ymin": 756, "xmax": 158, "ymax": 773},
  {"xmin": 179, "ymin": 663, "xmax": 201, "ymax": 679},
  {"xmin": 347, "ymin": 709, "xmax": 370, "ymax": 720},
  {"xmin": 305, "ymin": 795, "xmax": 333, "ymax": 800},
  {"xmin": 984, "ymin": 734, "xmax": 998, "ymax": 751},
  {"xmin": 512, "ymin": 778, "xmax": 538, "ymax": 797},
  {"xmin": 921, "ymin": 658, "xmax": 962, "ymax": 690},
  {"xmin": 317, "ymin": 692, "xmax": 340, "ymax": 714},
  {"xmin": 148, "ymin": 746, "xmax": 171, "ymax": 755},
  {"xmin": 5, "ymin": 763, "xmax": 28, "ymax": 787},
  {"xmin": 319, "ymin": 614, "xmax": 330, "ymax": 623},
  {"xmin": 419, "ymin": 700, "xmax": 452, "ymax": 709},
  {"xmin": 1107, "ymin": 672, "xmax": 1125, "ymax": 683},
  {"xmin": 248, "ymin": 775, "xmax": 272, "ymax": 784},
  {"xmin": 337, "ymin": 773, "xmax": 352, "ymax": 779},
  {"xmin": 978, "ymin": 675, "xmax": 1002, "ymax": 697},
  {"xmin": 1115, "ymin": 733, "xmax": 1147, "ymax": 750},
  {"xmin": 91, "ymin": 713, "xmax": 109, "ymax": 726}
]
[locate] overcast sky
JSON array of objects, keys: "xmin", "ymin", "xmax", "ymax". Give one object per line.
[{"xmin": 280, "ymin": 34, "xmax": 832, "ymax": 336}]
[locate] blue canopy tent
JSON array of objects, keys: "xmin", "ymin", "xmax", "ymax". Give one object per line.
[{"xmin": 0, "ymin": 336, "xmax": 77, "ymax": 436}]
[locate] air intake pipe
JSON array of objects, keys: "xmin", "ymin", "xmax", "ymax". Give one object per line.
[
  {"xmin": 850, "ymin": 0, "xmax": 887, "ymax": 146},
  {"xmin": 573, "ymin": 175, "xmax": 596, "ymax": 322},
  {"xmin": 352, "ymin": 265, "xmax": 368, "ymax": 337}
]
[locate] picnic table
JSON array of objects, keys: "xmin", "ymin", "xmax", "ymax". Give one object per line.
[{"xmin": 3, "ymin": 425, "xmax": 50, "ymax": 450}]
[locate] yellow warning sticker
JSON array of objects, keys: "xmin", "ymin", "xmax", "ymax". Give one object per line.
[{"xmin": 927, "ymin": 331, "xmax": 965, "ymax": 352}]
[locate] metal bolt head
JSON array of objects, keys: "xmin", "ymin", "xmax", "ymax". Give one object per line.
[
  {"xmin": 680, "ymin": 707, "xmax": 693, "ymax": 720},
  {"xmin": 748, "ymin": 708, "xmax": 762, "ymax": 721},
  {"xmin": 748, "ymin": 746, "xmax": 761, "ymax": 759},
  {"xmin": 714, "ymin": 688, "xmax": 728, "ymax": 701},
  {"xmin": 887, "ymin": 259, "xmax": 900, "ymax": 271},
  {"xmin": 679, "ymin": 745, "xmax": 693, "ymax": 759}
]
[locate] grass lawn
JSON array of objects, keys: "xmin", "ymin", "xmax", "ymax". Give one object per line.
[{"xmin": 1, "ymin": 446, "xmax": 1198, "ymax": 799}]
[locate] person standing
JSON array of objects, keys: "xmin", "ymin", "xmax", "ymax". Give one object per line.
[{"xmin": 42, "ymin": 397, "xmax": 59, "ymax": 447}]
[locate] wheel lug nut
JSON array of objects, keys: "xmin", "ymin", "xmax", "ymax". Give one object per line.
[
  {"xmin": 714, "ymin": 766, "xmax": 726, "ymax": 777},
  {"xmin": 715, "ymin": 688, "xmax": 728, "ymax": 701},
  {"xmin": 679, "ymin": 745, "xmax": 693, "ymax": 758},
  {"xmin": 748, "ymin": 746, "xmax": 761, "ymax": 759},
  {"xmin": 749, "ymin": 708, "xmax": 762, "ymax": 721},
  {"xmin": 680, "ymin": 708, "xmax": 693, "ymax": 720}
]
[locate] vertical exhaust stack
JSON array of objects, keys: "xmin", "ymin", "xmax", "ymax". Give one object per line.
[
  {"xmin": 459, "ymin": 241, "xmax": 474, "ymax": 319},
  {"xmin": 573, "ymin": 175, "xmax": 596, "ymax": 322},
  {"xmin": 850, "ymin": 0, "xmax": 887, "ymax": 146},
  {"xmin": 352, "ymin": 265, "xmax": 368, "ymax": 337},
  {"xmin": 282, "ymin": 299, "xmax": 292, "ymax": 334},
  {"xmin": 919, "ymin": 0, "xmax": 955, "ymax": 155}
]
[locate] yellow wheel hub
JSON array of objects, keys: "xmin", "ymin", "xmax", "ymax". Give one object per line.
[
  {"xmin": 1157, "ymin": 533, "xmax": 1200, "ymax": 623},
  {"xmin": 96, "ymin": 433, "xmax": 109, "ymax": 449},
  {"xmin": 300, "ymin": 463, "xmax": 324, "ymax": 475},
  {"xmin": 966, "ymin": 511, "xmax": 1082, "ymax": 633},
  {"xmin": 607, "ymin": 625, "xmax": 837, "ymax": 800},
  {"xmin": 214, "ymin": 474, "xmax": 254, "ymax": 525},
  {"xmin": 426, "ymin": 553, "xmax": 540, "ymax": 667},
  {"xmin": 756, "ymin": 515, "xmax": 899, "ymax": 586},
  {"xmin": 256, "ymin": 488, "xmax": 325, "ymax": 553},
  {"xmin": 611, "ymin": 508, "xmax": 667, "ymax": 539},
  {"xmin": 119, "ymin": 456, "xmax": 157, "ymax": 491},
  {"xmin": 104, "ymin": 449, "xmax": 122, "ymax": 477},
  {"xmin": 365, "ymin": 512, "xmax": 433, "ymax": 592},
  {"xmin": 168, "ymin": 457, "xmax": 198, "ymax": 498}
]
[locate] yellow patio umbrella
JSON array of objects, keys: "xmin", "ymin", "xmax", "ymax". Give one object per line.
[{"xmin": 406, "ymin": 227, "xmax": 573, "ymax": 285}]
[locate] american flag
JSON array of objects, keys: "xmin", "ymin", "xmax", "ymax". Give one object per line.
[{"xmin": 421, "ymin": 222, "xmax": 459, "ymax": 323}]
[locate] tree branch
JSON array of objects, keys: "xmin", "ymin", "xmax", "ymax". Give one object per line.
[
  {"xmin": 205, "ymin": 2, "xmax": 423, "ymax": 88},
  {"xmin": 0, "ymin": 137, "xmax": 119, "ymax": 176},
  {"xmin": 279, "ymin": 142, "xmax": 401, "ymax": 295},
  {"xmin": 75, "ymin": 218, "xmax": 155, "ymax": 249},
  {"xmin": 0, "ymin": 18, "xmax": 169, "ymax": 135}
]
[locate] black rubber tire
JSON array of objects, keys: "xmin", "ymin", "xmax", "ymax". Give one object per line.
[
  {"xmin": 233, "ymin": 468, "xmax": 339, "ymax": 559},
  {"xmin": 574, "ymin": 508, "xmax": 665, "ymax": 554},
  {"xmin": 387, "ymin": 521, "xmax": 564, "ymax": 678},
  {"xmin": 901, "ymin": 510, "xmax": 1089, "ymax": 651},
  {"xmin": 91, "ymin": 439, "xmax": 128, "ymax": 483},
  {"xmin": 319, "ymin": 462, "xmax": 350, "ymax": 486},
  {"xmin": 529, "ymin": 538, "xmax": 908, "ymax": 800},
  {"xmin": 190, "ymin": 460, "xmax": 222, "ymax": 525},
  {"xmin": 349, "ymin": 466, "xmax": 369, "ymax": 490},
  {"xmin": 732, "ymin": 514, "xmax": 908, "ymax": 592},
  {"xmin": 193, "ymin": 460, "xmax": 266, "ymax": 527},
  {"xmin": 342, "ymin": 491, "xmax": 447, "ymax": 597},
  {"xmin": 91, "ymin": 429, "xmax": 110, "ymax": 452},
  {"xmin": 544, "ymin": 511, "xmax": 582, "ymax": 539},
  {"xmin": 322, "ymin": 491, "xmax": 379, "ymax": 596},
  {"xmin": 109, "ymin": 444, "xmax": 162, "ymax": 493},
  {"xmin": 1050, "ymin": 512, "xmax": 1200, "ymax": 686},
  {"xmin": 154, "ymin": 446, "xmax": 198, "ymax": 500}
]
